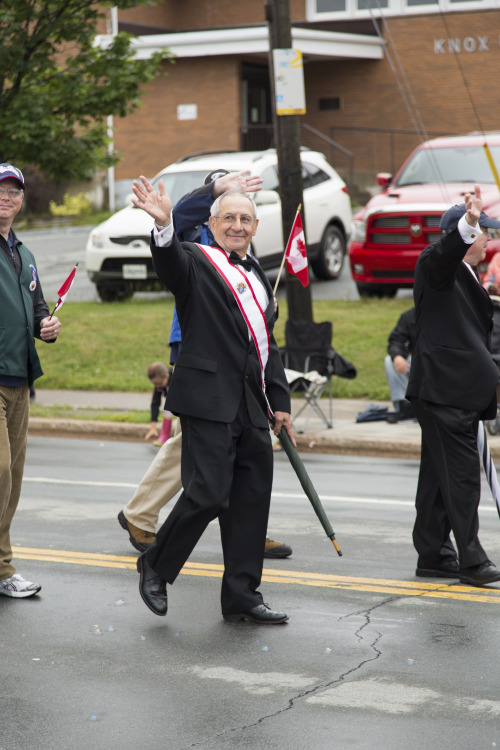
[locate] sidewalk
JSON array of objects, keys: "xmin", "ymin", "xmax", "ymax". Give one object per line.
[{"xmin": 28, "ymin": 389, "xmax": 500, "ymax": 460}]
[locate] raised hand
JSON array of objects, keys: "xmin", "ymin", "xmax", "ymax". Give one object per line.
[
  {"xmin": 132, "ymin": 175, "xmax": 173, "ymax": 226},
  {"xmin": 214, "ymin": 170, "xmax": 263, "ymax": 197},
  {"xmin": 465, "ymin": 183, "xmax": 482, "ymax": 226}
]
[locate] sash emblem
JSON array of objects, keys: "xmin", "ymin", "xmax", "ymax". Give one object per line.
[{"xmin": 236, "ymin": 281, "xmax": 247, "ymax": 295}]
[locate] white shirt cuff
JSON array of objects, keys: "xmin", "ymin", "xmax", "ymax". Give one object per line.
[
  {"xmin": 458, "ymin": 214, "xmax": 481, "ymax": 245},
  {"xmin": 153, "ymin": 216, "xmax": 174, "ymax": 247}
]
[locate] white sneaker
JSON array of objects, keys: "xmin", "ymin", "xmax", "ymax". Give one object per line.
[{"xmin": 0, "ymin": 573, "xmax": 42, "ymax": 598}]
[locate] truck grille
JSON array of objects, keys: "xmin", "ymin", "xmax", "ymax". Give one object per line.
[{"xmin": 367, "ymin": 212, "xmax": 443, "ymax": 247}]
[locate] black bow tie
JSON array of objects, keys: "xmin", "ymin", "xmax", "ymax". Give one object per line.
[{"xmin": 229, "ymin": 252, "xmax": 259, "ymax": 273}]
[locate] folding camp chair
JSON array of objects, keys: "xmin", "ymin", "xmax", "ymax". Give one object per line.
[{"xmin": 280, "ymin": 319, "xmax": 356, "ymax": 433}]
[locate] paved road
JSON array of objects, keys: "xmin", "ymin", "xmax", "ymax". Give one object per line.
[
  {"xmin": 2, "ymin": 437, "xmax": 499, "ymax": 749},
  {"xmin": 21, "ymin": 226, "xmax": 99, "ymax": 303},
  {"xmin": 22, "ymin": 226, "xmax": 413, "ymax": 304}
]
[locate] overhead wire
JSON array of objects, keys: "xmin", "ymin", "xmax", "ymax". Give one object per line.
[
  {"xmin": 368, "ymin": 3, "xmax": 452, "ymax": 202},
  {"xmin": 436, "ymin": 1, "xmax": 500, "ymax": 192}
]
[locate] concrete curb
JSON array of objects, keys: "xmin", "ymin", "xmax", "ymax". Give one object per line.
[
  {"xmin": 28, "ymin": 416, "xmax": 423, "ymax": 458},
  {"xmin": 28, "ymin": 417, "xmax": 147, "ymax": 443},
  {"xmin": 28, "ymin": 417, "xmax": 500, "ymax": 465}
]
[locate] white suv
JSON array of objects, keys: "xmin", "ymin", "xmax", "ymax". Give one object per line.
[{"xmin": 86, "ymin": 149, "xmax": 352, "ymax": 301}]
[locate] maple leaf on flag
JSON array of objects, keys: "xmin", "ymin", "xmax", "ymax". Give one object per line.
[
  {"xmin": 285, "ymin": 211, "xmax": 309, "ymax": 287},
  {"xmin": 50, "ymin": 263, "xmax": 78, "ymax": 317}
]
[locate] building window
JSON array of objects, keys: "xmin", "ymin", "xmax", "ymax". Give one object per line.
[
  {"xmin": 358, "ymin": 0, "xmax": 388, "ymax": 7},
  {"xmin": 316, "ymin": 0, "xmax": 347, "ymax": 10},
  {"xmin": 307, "ymin": 0, "xmax": 495, "ymax": 20},
  {"xmin": 319, "ymin": 97, "xmax": 341, "ymax": 110}
]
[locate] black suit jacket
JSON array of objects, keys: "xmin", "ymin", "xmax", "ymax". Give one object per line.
[
  {"xmin": 388, "ymin": 307, "xmax": 416, "ymax": 361},
  {"xmin": 406, "ymin": 227, "xmax": 498, "ymax": 416},
  {"xmin": 151, "ymin": 233, "xmax": 290, "ymax": 428}
]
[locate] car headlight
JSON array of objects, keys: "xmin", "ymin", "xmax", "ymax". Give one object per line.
[
  {"xmin": 351, "ymin": 219, "xmax": 367, "ymax": 243},
  {"xmin": 90, "ymin": 233, "xmax": 104, "ymax": 249}
]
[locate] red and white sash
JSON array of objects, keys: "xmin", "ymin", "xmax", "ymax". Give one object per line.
[{"xmin": 196, "ymin": 244, "xmax": 272, "ymax": 412}]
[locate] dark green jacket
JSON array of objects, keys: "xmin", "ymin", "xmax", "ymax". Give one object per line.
[{"xmin": 0, "ymin": 238, "xmax": 44, "ymax": 384}]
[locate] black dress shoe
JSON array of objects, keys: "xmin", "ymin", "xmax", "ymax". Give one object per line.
[
  {"xmin": 137, "ymin": 554, "xmax": 168, "ymax": 616},
  {"xmin": 459, "ymin": 561, "xmax": 500, "ymax": 587},
  {"xmin": 416, "ymin": 559, "xmax": 460, "ymax": 578},
  {"xmin": 386, "ymin": 401, "xmax": 415, "ymax": 424},
  {"xmin": 223, "ymin": 603, "xmax": 288, "ymax": 624}
]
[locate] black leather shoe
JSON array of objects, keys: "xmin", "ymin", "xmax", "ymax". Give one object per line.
[
  {"xmin": 416, "ymin": 559, "xmax": 459, "ymax": 578},
  {"xmin": 223, "ymin": 603, "xmax": 288, "ymax": 624},
  {"xmin": 137, "ymin": 554, "xmax": 168, "ymax": 616},
  {"xmin": 386, "ymin": 401, "xmax": 415, "ymax": 424},
  {"xmin": 459, "ymin": 561, "xmax": 500, "ymax": 587}
]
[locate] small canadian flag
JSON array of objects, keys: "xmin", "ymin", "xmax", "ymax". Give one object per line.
[
  {"xmin": 285, "ymin": 208, "xmax": 309, "ymax": 287},
  {"xmin": 50, "ymin": 263, "xmax": 78, "ymax": 318}
]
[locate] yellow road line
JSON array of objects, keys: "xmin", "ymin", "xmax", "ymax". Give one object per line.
[{"xmin": 13, "ymin": 546, "xmax": 500, "ymax": 604}]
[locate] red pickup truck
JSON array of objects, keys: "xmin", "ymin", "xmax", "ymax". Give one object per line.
[{"xmin": 349, "ymin": 132, "xmax": 500, "ymax": 297}]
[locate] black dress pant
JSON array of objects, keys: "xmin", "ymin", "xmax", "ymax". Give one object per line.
[
  {"xmin": 412, "ymin": 398, "xmax": 488, "ymax": 569},
  {"xmin": 145, "ymin": 397, "xmax": 273, "ymax": 614}
]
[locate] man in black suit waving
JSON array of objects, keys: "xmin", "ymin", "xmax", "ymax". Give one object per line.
[
  {"xmin": 131, "ymin": 174, "xmax": 294, "ymax": 622},
  {"xmin": 407, "ymin": 184, "xmax": 500, "ymax": 587}
]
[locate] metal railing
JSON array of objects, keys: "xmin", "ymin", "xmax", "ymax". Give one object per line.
[{"xmin": 239, "ymin": 124, "xmax": 457, "ymax": 198}]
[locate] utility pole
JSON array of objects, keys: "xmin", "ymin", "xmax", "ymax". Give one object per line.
[{"xmin": 265, "ymin": 0, "xmax": 313, "ymax": 321}]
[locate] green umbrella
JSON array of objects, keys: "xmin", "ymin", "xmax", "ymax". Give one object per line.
[{"xmin": 277, "ymin": 427, "xmax": 342, "ymax": 556}]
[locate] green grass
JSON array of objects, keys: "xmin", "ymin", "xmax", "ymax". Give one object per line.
[
  {"xmin": 34, "ymin": 296, "xmax": 413, "ymax": 402},
  {"xmin": 17, "ymin": 209, "xmax": 113, "ymax": 230},
  {"xmin": 29, "ymin": 404, "xmax": 151, "ymax": 423}
]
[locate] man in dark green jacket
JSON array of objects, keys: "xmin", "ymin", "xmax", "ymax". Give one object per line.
[{"xmin": 0, "ymin": 163, "xmax": 61, "ymax": 599}]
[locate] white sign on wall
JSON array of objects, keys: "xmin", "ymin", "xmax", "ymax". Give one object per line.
[
  {"xmin": 177, "ymin": 104, "xmax": 198, "ymax": 121},
  {"xmin": 272, "ymin": 49, "xmax": 306, "ymax": 116}
]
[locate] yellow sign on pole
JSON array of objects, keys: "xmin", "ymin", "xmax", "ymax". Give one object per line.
[{"xmin": 273, "ymin": 48, "xmax": 306, "ymax": 116}]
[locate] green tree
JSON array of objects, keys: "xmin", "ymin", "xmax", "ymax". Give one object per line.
[{"xmin": 0, "ymin": 0, "xmax": 171, "ymax": 181}]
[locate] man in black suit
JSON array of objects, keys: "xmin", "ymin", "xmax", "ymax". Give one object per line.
[
  {"xmin": 407, "ymin": 184, "xmax": 500, "ymax": 587},
  {"xmin": 130, "ymin": 175, "xmax": 294, "ymax": 623}
]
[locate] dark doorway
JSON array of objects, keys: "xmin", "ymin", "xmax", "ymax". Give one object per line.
[{"xmin": 241, "ymin": 63, "xmax": 274, "ymax": 151}]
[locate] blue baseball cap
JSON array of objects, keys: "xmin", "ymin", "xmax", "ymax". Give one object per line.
[
  {"xmin": 440, "ymin": 202, "xmax": 500, "ymax": 232},
  {"xmin": 0, "ymin": 163, "xmax": 24, "ymax": 189},
  {"xmin": 204, "ymin": 169, "xmax": 229, "ymax": 185}
]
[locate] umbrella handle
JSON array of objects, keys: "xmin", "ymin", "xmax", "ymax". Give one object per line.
[{"xmin": 330, "ymin": 536, "xmax": 342, "ymax": 556}]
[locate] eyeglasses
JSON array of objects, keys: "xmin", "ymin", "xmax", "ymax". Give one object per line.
[
  {"xmin": 214, "ymin": 213, "xmax": 254, "ymax": 226},
  {"xmin": 0, "ymin": 186, "xmax": 23, "ymax": 198}
]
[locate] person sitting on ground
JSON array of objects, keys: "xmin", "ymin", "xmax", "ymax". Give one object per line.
[
  {"xmin": 144, "ymin": 362, "xmax": 174, "ymax": 445},
  {"xmin": 385, "ymin": 307, "xmax": 416, "ymax": 423}
]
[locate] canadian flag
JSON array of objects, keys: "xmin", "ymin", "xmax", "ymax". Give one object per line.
[
  {"xmin": 285, "ymin": 210, "xmax": 309, "ymax": 287},
  {"xmin": 51, "ymin": 263, "xmax": 78, "ymax": 317}
]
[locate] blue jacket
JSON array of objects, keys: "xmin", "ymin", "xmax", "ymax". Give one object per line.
[{"xmin": 168, "ymin": 183, "xmax": 216, "ymax": 360}]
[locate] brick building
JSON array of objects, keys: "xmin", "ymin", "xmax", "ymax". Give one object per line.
[{"xmin": 96, "ymin": 0, "xmax": 500, "ymax": 205}]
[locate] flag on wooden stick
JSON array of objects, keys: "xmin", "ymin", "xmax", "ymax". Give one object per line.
[
  {"xmin": 285, "ymin": 207, "xmax": 309, "ymax": 287},
  {"xmin": 50, "ymin": 263, "xmax": 78, "ymax": 318}
]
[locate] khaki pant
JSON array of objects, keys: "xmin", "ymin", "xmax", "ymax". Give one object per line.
[
  {"xmin": 124, "ymin": 418, "xmax": 182, "ymax": 533},
  {"xmin": 0, "ymin": 383, "xmax": 29, "ymax": 580}
]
